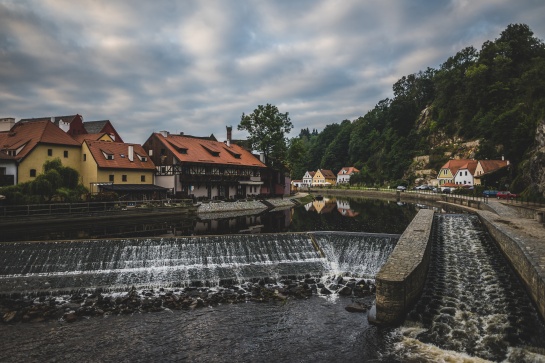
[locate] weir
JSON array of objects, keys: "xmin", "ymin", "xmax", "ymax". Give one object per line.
[{"xmin": 0, "ymin": 232, "xmax": 399, "ymax": 296}]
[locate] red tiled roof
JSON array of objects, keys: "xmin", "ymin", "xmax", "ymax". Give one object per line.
[
  {"xmin": 155, "ymin": 133, "xmax": 266, "ymax": 167},
  {"xmin": 457, "ymin": 160, "xmax": 478, "ymax": 175},
  {"xmin": 307, "ymin": 171, "xmax": 316, "ymax": 177},
  {"xmin": 337, "ymin": 166, "xmax": 359, "ymax": 175},
  {"xmin": 319, "ymin": 169, "xmax": 336, "ymax": 178},
  {"xmin": 72, "ymin": 133, "xmax": 110, "ymax": 144},
  {"xmin": 478, "ymin": 160, "xmax": 508, "ymax": 174},
  {"xmin": 0, "ymin": 120, "xmax": 80, "ymax": 161},
  {"xmin": 85, "ymin": 140, "xmax": 155, "ymax": 170},
  {"xmin": 439, "ymin": 159, "xmax": 475, "ymax": 176}
]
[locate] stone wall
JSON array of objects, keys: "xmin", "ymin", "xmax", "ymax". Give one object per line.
[
  {"xmin": 478, "ymin": 211, "xmax": 545, "ymax": 322},
  {"xmin": 374, "ymin": 209, "xmax": 434, "ymax": 325}
]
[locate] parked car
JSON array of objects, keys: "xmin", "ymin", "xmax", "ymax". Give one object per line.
[
  {"xmin": 496, "ymin": 191, "xmax": 518, "ymax": 200},
  {"xmin": 396, "ymin": 185, "xmax": 407, "ymax": 191},
  {"xmin": 483, "ymin": 190, "xmax": 498, "ymax": 197},
  {"xmin": 415, "ymin": 185, "xmax": 429, "ymax": 190}
]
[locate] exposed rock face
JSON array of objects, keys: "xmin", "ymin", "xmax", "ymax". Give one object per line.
[{"xmin": 526, "ymin": 119, "xmax": 545, "ymax": 196}]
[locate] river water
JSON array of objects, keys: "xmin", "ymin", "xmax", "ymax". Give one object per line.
[{"xmin": 1, "ymin": 197, "xmax": 544, "ymax": 362}]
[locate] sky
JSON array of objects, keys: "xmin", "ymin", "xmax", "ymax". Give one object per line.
[{"xmin": 1, "ymin": 0, "xmax": 545, "ymax": 145}]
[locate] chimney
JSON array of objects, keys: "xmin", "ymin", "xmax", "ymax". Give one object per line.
[
  {"xmin": 0, "ymin": 118, "xmax": 15, "ymax": 132},
  {"xmin": 159, "ymin": 130, "xmax": 169, "ymax": 137},
  {"xmin": 226, "ymin": 126, "xmax": 232, "ymax": 147},
  {"xmin": 260, "ymin": 152, "xmax": 265, "ymax": 163},
  {"xmin": 128, "ymin": 145, "xmax": 134, "ymax": 161}
]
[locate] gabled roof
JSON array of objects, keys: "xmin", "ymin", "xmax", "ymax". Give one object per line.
[
  {"xmin": 303, "ymin": 171, "xmax": 315, "ymax": 178},
  {"xmin": 19, "ymin": 115, "xmax": 80, "ymax": 126},
  {"xmin": 72, "ymin": 133, "xmax": 112, "ymax": 144},
  {"xmin": 85, "ymin": 140, "xmax": 155, "ymax": 170},
  {"xmin": 338, "ymin": 166, "xmax": 359, "ymax": 175},
  {"xmin": 83, "ymin": 120, "xmax": 124, "ymax": 143},
  {"xmin": 455, "ymin": 160, "xmax": 478, "ymax": 175},
  {"xmin": 83, "ymin": 120, "xmax": 109, "ymax": 134},
  {"xmin": 154, "ymin": 133, "xmax": 266, "ymax": 167},
  {"xmin": 318, "ymin": 169, "xmax": 336, "ymax": 179},
  {"xmin": 439, "ymin": 159, "xmax": 476, "ymax": 176},
  {"xmin": 478, "ymin": 160, "xmax": 509, "ymax": 174},
  {"xmin": 0, "ymin": 120, "xmax": 80, "ymax": 161}
]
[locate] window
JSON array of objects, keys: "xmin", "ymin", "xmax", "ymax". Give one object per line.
[
  {"xmin": 109, "ymin": 175, "xmax": 114, "ymax": 182},
  {"xmin": 64, "ymin": 150, "xmax": 68, "ymax": 158},
  {"xmin": 122, "ymin": 175, "xmax": 127, "ymax": 182},
  {"xmin": 141, "ymin": 175, "xmax": 146, "ymax": 182},
  {"xmin": 160, "ymin": 148, "xmax": 166, "ymax": 156},
  {"xmin": 48, "ymin": 149, "xmax": 52, "ymax": 156},
  {"xmin": 83, "ymin": 154, "xmax": 87, "ymax": 161},
  {"xmin": 0, "ymin": 167, "xmax": 5, "ymax": 175},
  {"xmin": 30, "ymin": 169, "xmax": 36, "ymax": 177}
]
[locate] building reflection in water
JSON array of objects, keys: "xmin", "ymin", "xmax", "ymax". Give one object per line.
[{"xmin": 305, "ymin": 197, "xmax": 358, "ymax": 217}]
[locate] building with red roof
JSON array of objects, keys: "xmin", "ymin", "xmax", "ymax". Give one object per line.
[
  {"xmin": 0, "ymin": 120, "xmax": 81, "ymax": 184},
  {"xmin": 143, "ymin": 129, "xmax": 267, "ymax": 200}
]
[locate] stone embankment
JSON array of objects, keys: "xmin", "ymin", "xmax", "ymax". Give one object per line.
[
  {"xmin": 1, "ymin": 275, "xmax": 375, "ymax": 324},
  {"xmin": 372, "ymin": 209, "xmax": 435, "ymax": 325},
  {"xmin": 197, "ymin": 198, "xmax": 296, "ymax": 214}
]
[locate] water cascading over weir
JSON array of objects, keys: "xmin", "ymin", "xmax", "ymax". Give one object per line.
[{"xmin": 0, "ymin": 232, "xmax": 399, "ymax": 296}]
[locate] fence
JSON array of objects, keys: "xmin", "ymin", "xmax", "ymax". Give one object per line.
[
  {"xmin": 308, "ymin": 185, "xmax": 545, "ymax": 208},
  {"xmin": 0, "ymin": 199, "xmax": 194, "ymax": 220}
]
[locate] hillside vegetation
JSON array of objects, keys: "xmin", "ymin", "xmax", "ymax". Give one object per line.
[{"xmin": 287, "ymin": 24, "xmax": 545, "ymax": 196}]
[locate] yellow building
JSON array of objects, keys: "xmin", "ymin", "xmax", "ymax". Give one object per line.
[
  {"xmin": 312, "ymin": 169, "xmax": 337, "ymax": 186},
  {"xmin": 82, "ymin": 140, "xmax": 156, "ymax": 194},
  {"xmin": 0, "ymin": 120, "xmax": 81, "ymax": 184}
]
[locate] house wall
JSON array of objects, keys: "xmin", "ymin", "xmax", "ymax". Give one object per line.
[
  {"xmin": 18, "ymin": 144, "xmax": 81, "ymax": 184},
  {"xmin": 80, "ymin": 142, "xmax": 98, "ymax": 191},
  {"xmin": 96, "ymin": 169, "xmax": 154, "ymax": 185},
  {"xmin": 454, "ymin": 169, "xmax": 474, "ymax": 185},
  {"xmin": 0, "ymin": 161, "xmax": 17, "ymax": 185},
  {"xmin": 437, "ymin": 168, "xmax": 453, "ymax": 185}
]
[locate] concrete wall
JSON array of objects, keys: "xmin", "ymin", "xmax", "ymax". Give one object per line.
[
  {"xmin": 478, "ymin": 211, "xmax": 545, "ymax": 322},
  {"xmin": 374, "ymin": 209, "xmax": 434, "ymax": 325}
]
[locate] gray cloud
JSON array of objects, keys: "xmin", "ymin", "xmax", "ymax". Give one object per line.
[{"xmin": 1, "ymin": 0, "xmax": 544, "ymax": 144}]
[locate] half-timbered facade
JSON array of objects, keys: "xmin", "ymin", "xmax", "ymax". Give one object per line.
[{"xmin": 143, "ymin": 131, "xmax": 267, "ymax": 200}]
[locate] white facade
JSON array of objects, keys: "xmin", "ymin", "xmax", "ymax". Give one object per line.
[
  {"xmin": 302, "ymin": 171, "xmax": 314, "ymax": 187},
  {"xmin": 454, "ymin": 168, "xmax": 474, "ymax": 186},
  {"xmin": 0, "ymin": 160, "xmax": 17, "ymax": 185}
]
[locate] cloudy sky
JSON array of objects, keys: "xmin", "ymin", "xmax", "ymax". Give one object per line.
[{"xmin": 1, "ymin": 0, "xmax": 544, "ymax": 144}]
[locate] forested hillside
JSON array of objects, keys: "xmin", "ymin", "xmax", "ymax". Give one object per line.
[{"xmin": 287, "ymin": 24, "xmax": 545, "ymax": 196}]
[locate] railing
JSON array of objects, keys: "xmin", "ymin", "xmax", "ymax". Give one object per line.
[
  {"xmin": 307, "ymin": 185, "xmax": 545, "ymax": 208},
  {"xmin": 0, "ymin": 199, "xmax": 194, "ymax": 221}
]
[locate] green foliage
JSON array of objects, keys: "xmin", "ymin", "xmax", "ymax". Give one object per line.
[
  {"xmin": 285, "ymin": 24, "xmax": 545, "ymax": 194},
  {"xmin": 0, "ymin": 158, "xmax": 88, "ymax": 205},
  {"xmin": 238, "ymin": 104, "xmax": 293, "ymax": 171}
]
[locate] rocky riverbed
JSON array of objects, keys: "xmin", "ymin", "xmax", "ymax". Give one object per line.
[{"xmin": 1, "ymin": 274, "xmax": 375, "ymax": 324}]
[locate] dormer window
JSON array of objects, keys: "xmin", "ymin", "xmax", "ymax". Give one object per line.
[
  {"xmin": 202, "ymin": 145, "xmax": 220, "ymax": 157},
  {"xmin": 177, "ymin": 147, "xmax": 188, "ymax": 154},
  {"xmin": 101, "ymin": 150, "xmax": 114, "ymax": 160},
  {"xmin": 137, "ymin": 154, "xmax": 148, "ymax": 162}
]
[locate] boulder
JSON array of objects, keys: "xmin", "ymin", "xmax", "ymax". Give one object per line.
[
  {"xmin": 345, "ymin": 303, "xmax": 368, "ymax": 313},
  {"xmin": 338, "ymin": 286, "xmax": 353, "ymax": 296}
]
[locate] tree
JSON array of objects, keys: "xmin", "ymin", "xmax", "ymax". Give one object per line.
[{"xmin": 238, "ymin": 104, "xmax": 293, "ymax": 170}]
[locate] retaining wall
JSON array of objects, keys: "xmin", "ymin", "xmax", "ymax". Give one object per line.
[
  {"xmin": 373, "ymin": 209, "xmax": 435, "ymax": 325},
  {"xmin": 478, "ymin": 211, "xmax": 545, "ymax": 322}
]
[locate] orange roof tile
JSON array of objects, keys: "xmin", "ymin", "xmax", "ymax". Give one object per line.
[
  {"xmin": 337, "ymin": 166, "xmax": 359, "ymax": 175},
  {"xmin": 85, "ymin": 140, "xmax": 155, "ymax": 170},
  {"xmin": 439, "ymin": 159, "xmax": 476, "ymax": 176},
  {"xmin": 155, "ymin": 133, "xmax": 266, "ymax": 167},
  {"xmin": 319, "ymin": 169, "xmax": 336, "ymax": 178},
  {"xmin": 0, "ymin": 120, "xmax": 80, "ymax": 161},
  {"xmin": 478, "ymin": 160, "xmax": 508, "ymax": 174},
  {"xmin": 457, "ymin": 160, "xmax": 478, "ymax": 175},
  {"xmin": 73, "ymin": 133, "xmax": 111, "ymax": 144}
]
